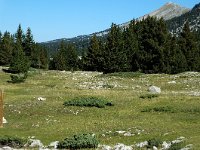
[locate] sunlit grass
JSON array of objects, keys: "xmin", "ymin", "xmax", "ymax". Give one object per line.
[{"xmin": 0, "ymin": 69, "xmax": 200, "ymax": 148}]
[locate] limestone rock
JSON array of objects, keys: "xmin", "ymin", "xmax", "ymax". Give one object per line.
[{"xmin": 149, "ymin": 86, "xmax": 161, "ymax": 94}]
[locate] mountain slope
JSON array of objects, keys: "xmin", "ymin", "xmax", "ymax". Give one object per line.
[
  {"xmin": 42, "ymin": 2, "xmax": 190, "ymax": 55},
  {"xmin": 166, "ymin": 2, "xmax": 200, "ymax": 35}
]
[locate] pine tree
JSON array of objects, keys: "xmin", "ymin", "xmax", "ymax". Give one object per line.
[
  {"xmin": 54, "ymin": 41, "xmax": 67, "ymax": 70},
  {"xmin": 136, "ymin": 17, "xmax": 167, "ymax": 73},
  {"xmin": 9, "ymin": 41, "xmax": 30, "ymax": 74},
  {"xmin": 15, "ymin": 24, "xmax": 24, "ymax": 46},
  {"xmin": 65, "ymin": 44, "xmax": 78, "ymax": 71},
  {"xmin": 24, "ymin": 27, "xmax": 34, "ymax": 58},
  {"xmin": 123, "ymin": 19, "xmax": 139, "ymax": 71},
  {"xmin": 83, "ymin": 34, "xmax": 103, "ymax": 71},
  {"xmin": 163, "ymin": 36, "xmax": 187, "ymax": 74},
  {"xmin": 102, "ymin": 23, "xmax": 128, "ymax": 73},
  {"xmin": 0, "ymin": 32, "xmax": 14, "ymax": 65},
  {"xmin": 179, "ymin": 21, "xmax": 200, "ymax": 71}
]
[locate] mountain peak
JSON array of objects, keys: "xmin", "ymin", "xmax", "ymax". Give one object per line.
[{"xmin": 137, "ymin": 2, "xmax": 190, "ymax": 21}]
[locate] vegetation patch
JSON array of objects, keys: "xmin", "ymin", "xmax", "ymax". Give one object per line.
[
  {"xmin": 57, "ymin": 133, "xmax": 99, "ymax": 149},
  {"xmin": 147, "ymin": 138, "xmax": 162, "ymax": 148},
  {"xmin": 63, "ymin": 97, "xmax": 114, "ymax": 108},
  {"xmin": 139, "ymin": 94, "xmax": 159, "ymax": 99},
  {"xmin": 0, "ymin": 136, "xmax": 25, "ymax": 148}
]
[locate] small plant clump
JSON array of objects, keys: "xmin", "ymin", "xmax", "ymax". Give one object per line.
[
  {"xmin": 10, "ymin": 73, "xmax": 27, "ymax": 83},
  {"xmin": 147, "ymin": 138, "xmax": 162, "ymax": 148},
  {"xmin": 57, "ymin": 133, "xmax": 99, "ymax": 149},
  {"xmin": 0, "ymin": 136, "xmax": 25, "ymax": 148},
  {"xmin": 63, "ymin": 97, "xmax": 114, "ymax": 108},
  {"xmin": 139, "ymin": 94, "xmax": 159, "ymax": 99}
]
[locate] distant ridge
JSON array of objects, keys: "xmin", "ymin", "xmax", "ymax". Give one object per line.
[{"xmin": 42, "ymin": 2, "xmax": 191, "ymax": 55}]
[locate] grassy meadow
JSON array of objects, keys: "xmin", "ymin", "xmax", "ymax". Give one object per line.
[{"xmin": 0, "ymin": 68, "xmax": 200, "ymax": 149}]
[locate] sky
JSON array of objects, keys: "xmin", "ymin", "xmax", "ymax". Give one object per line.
[{"xmin": 0, "ymin": 0, "xmax": 199, "ymax": 42}]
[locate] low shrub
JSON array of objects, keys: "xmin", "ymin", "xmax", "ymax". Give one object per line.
[
  {"xmin": 139, "ymin": 94, "xmax": 159, "ymax": 99},
  {"xmin": 10, "ymin": 73, "xmax": 27, "ymax": 83},
  {"xmin": 147, "ymin": 138, "xmax": 162, "ymax": 148},
  {"xmin": 57, "ymin": 133, "xmax": 99, "ymax": 149},
  {"xmin": 0, "ymin": 136, "xmax": 25, "ymax": 148},
  {"xmin": 63, "ymin": 97, "xmax": 114, "ymax": 108},
  {"xmin": 169, "ymin": 142, "xmax": 185, "ymax": 150}
]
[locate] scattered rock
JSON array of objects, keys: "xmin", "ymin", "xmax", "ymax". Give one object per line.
[
  {"xmin": 149, "ymin": 86, "xmax": 161, "ymax": 94},
  {"xmin": 116, "ymin": 131, "xmax": 126, "ymax": 134},
  {"xmin": 25, "ymin": 139, "xmax": 43, "ymax": 148},
  {"xmin": 168, "ymin": 81, "xmax": 176, "ymax": 84},
  {"xmin": 37, "ymin": 97, "xmax": 46, "ymax": 101},
  {"xmin": 113, "ymin": 143, "xmax": 132, "ymax": 150},
  {"xmin": 153, "ymin": 146, "xmax": 158, "ymax": 150},
  {"xmin": 99, "ymin": 145, "xmax": 112, "ymax": 150},
  {"xmin": 124, "ymin": 132, "xmax": 133, "ymax": 137},
  {"xmin": 0, "ymin": 146, "xmax": 13, "ymax": 150},
  {"xmin": 162, "ymin": 141, "xmax": 171, "ymax": 149},
  {"xmin": 3, "ymin": 117, "xmax": 8, "ymax": 124},
  {"xmin": 135, "ymin": 141, "xmax": 148, "ymax": 148},
  {"xmin": 48, "ymin": 141, "xmax": 59, "ymax": 149}
]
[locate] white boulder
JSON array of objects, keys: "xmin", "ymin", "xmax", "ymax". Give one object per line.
[
  {"xmin": 3, "ymin": 117, "xmax": 7, "ymax": 124},
  {"xmin": 149, "ymin": 86, "xmax": 161, "ymax": 94},
  {"xmin": 37, "ymin": 97, "xmax": 46, "ymax": 101}
]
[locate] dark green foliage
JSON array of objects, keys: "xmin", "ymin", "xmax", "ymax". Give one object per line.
[
  {"xmin": 0, "ymin": 31, "xmax": 14, "ymax": 65},
  {"xmin": 57, "ymin": 133, "xmax": 99, "ymax": 149},
  {"xmin": 169, "ymin": 142, "xmax": 185, "ymax": 150},
  {"xmin": 51, "ymin": 41, "xmax": 78, "ymax": 71},
  {"xmin": 83, "ymin": 34, "xmax": 103, "ymax": 71},
  {"xmin": 147, "ymin": 138, "xmax": 162, "ymax": 148},
  {"xmin": 9, "ymin": 42, "xmax": 30, "ymax": 74},
  {"xmin": 0, "ymin": 136, "xmax": 25, "ymax": 148},
  {"xmin": 63, "ymin": 97, "xmax": 114, "ymax": 108},
  {"xmin": 139, "ymin": 94, "xmax": 159, "ymax": 99},
  {"xmin": 102, "ymin": 23, "xmax": 128, "ymax": 73},
  {"xmin": 179, "ymin": 22, "xmax": 200, "ymax": 71},
  {"xmin": 10, "ymin": 73, "xmax": 27, "ymax": 83}
]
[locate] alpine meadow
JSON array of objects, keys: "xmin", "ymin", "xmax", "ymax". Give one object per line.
[{"xmin": 1, "ymin": 1, "xmax": 200, "ymax": 150}]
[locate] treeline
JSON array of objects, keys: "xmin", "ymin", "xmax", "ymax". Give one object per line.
[
  {"xmin": 0, "ymin": 25, "xmax": 48, "ymax": 82},
  {"xmin": 0, "ymin": 25, "xmax": 48, "ymax": 69},
  {"xmin": 82, "ymin": 16, "xmax": 200, "ymax": 74}
]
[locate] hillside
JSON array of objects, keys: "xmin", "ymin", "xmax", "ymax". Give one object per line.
[
  {"xmin": 0, "ymin": 69, "xmax": 200, "ymax": 149},
  {"xmin": 166, "ymin": 2, "xmax": 200, "ymax": 35},
  {"xmin": 42, "ymin": 2, "xmax": 190, "ymax": 55}
]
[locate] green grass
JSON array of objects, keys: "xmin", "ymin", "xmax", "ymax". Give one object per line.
[{"xmin": 0, "ymin": 69, "xmax": 200, "ymax": 149}]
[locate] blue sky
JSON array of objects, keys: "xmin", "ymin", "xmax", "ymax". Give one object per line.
[{"xmin": 0, "ymin": 0, "xmax": 199, "ymax": 42}]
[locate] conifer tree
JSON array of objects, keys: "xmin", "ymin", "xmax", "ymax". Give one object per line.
[
  {"xmin": 65, "ymin": 44, "xmax": 78, "ymax": 71},
  {"xmin": 0, "ymin": 32, "xmax": 14, "ymax": 65},
  {"xmin": 9, "ymin": 41, "xmax": 30, "ymax": 74},
  {"xmin": 179, "ymin": 21, "xmax": 200, "ymax": 71},
  {"xmin": 136, "ymin": 17, "xmax": 167, "ymax": 73},
  {"xmin": 83, "ymin": 34, "xmax": 103, "ymax": 71},
  {"xmin": 15, "ymin": 24, "xmax": 24, "ymax": 46},
  {"xmin": 24, "ymin": 27, "xmax": 34, "ymax": 58},
  {"xmin": 102, "ymin": 23, "xmax": 128, "ymax": 73},
  {"xmin": 123, "ymin": 19, "xmax": 139, "ymax": 71}
]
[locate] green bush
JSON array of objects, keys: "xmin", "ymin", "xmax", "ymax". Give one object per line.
[
  {"xmin": 169, "ymin": 142, "xmax": 185, "ymax": 150},
  {"xmin": 147, "ymin": 138, "xmax": 162, "ymax": 148},
  {"xmin": 10, "ymin": 73, "xmax": 27, "ymax": 83},
  {"xmin": 139, "ymin": 94, "xmax": 159, "ymax": 99},
  {"xmin": 63, "ymin": 97, "xmax": 114, "ymax": 108},
  {"xmin": 57, "ymin": 133, "xmax": 99, "ymax": 149},
  {"xmin": 0, "ymin": 136, "xmax": 25, "ymax": 148}
]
